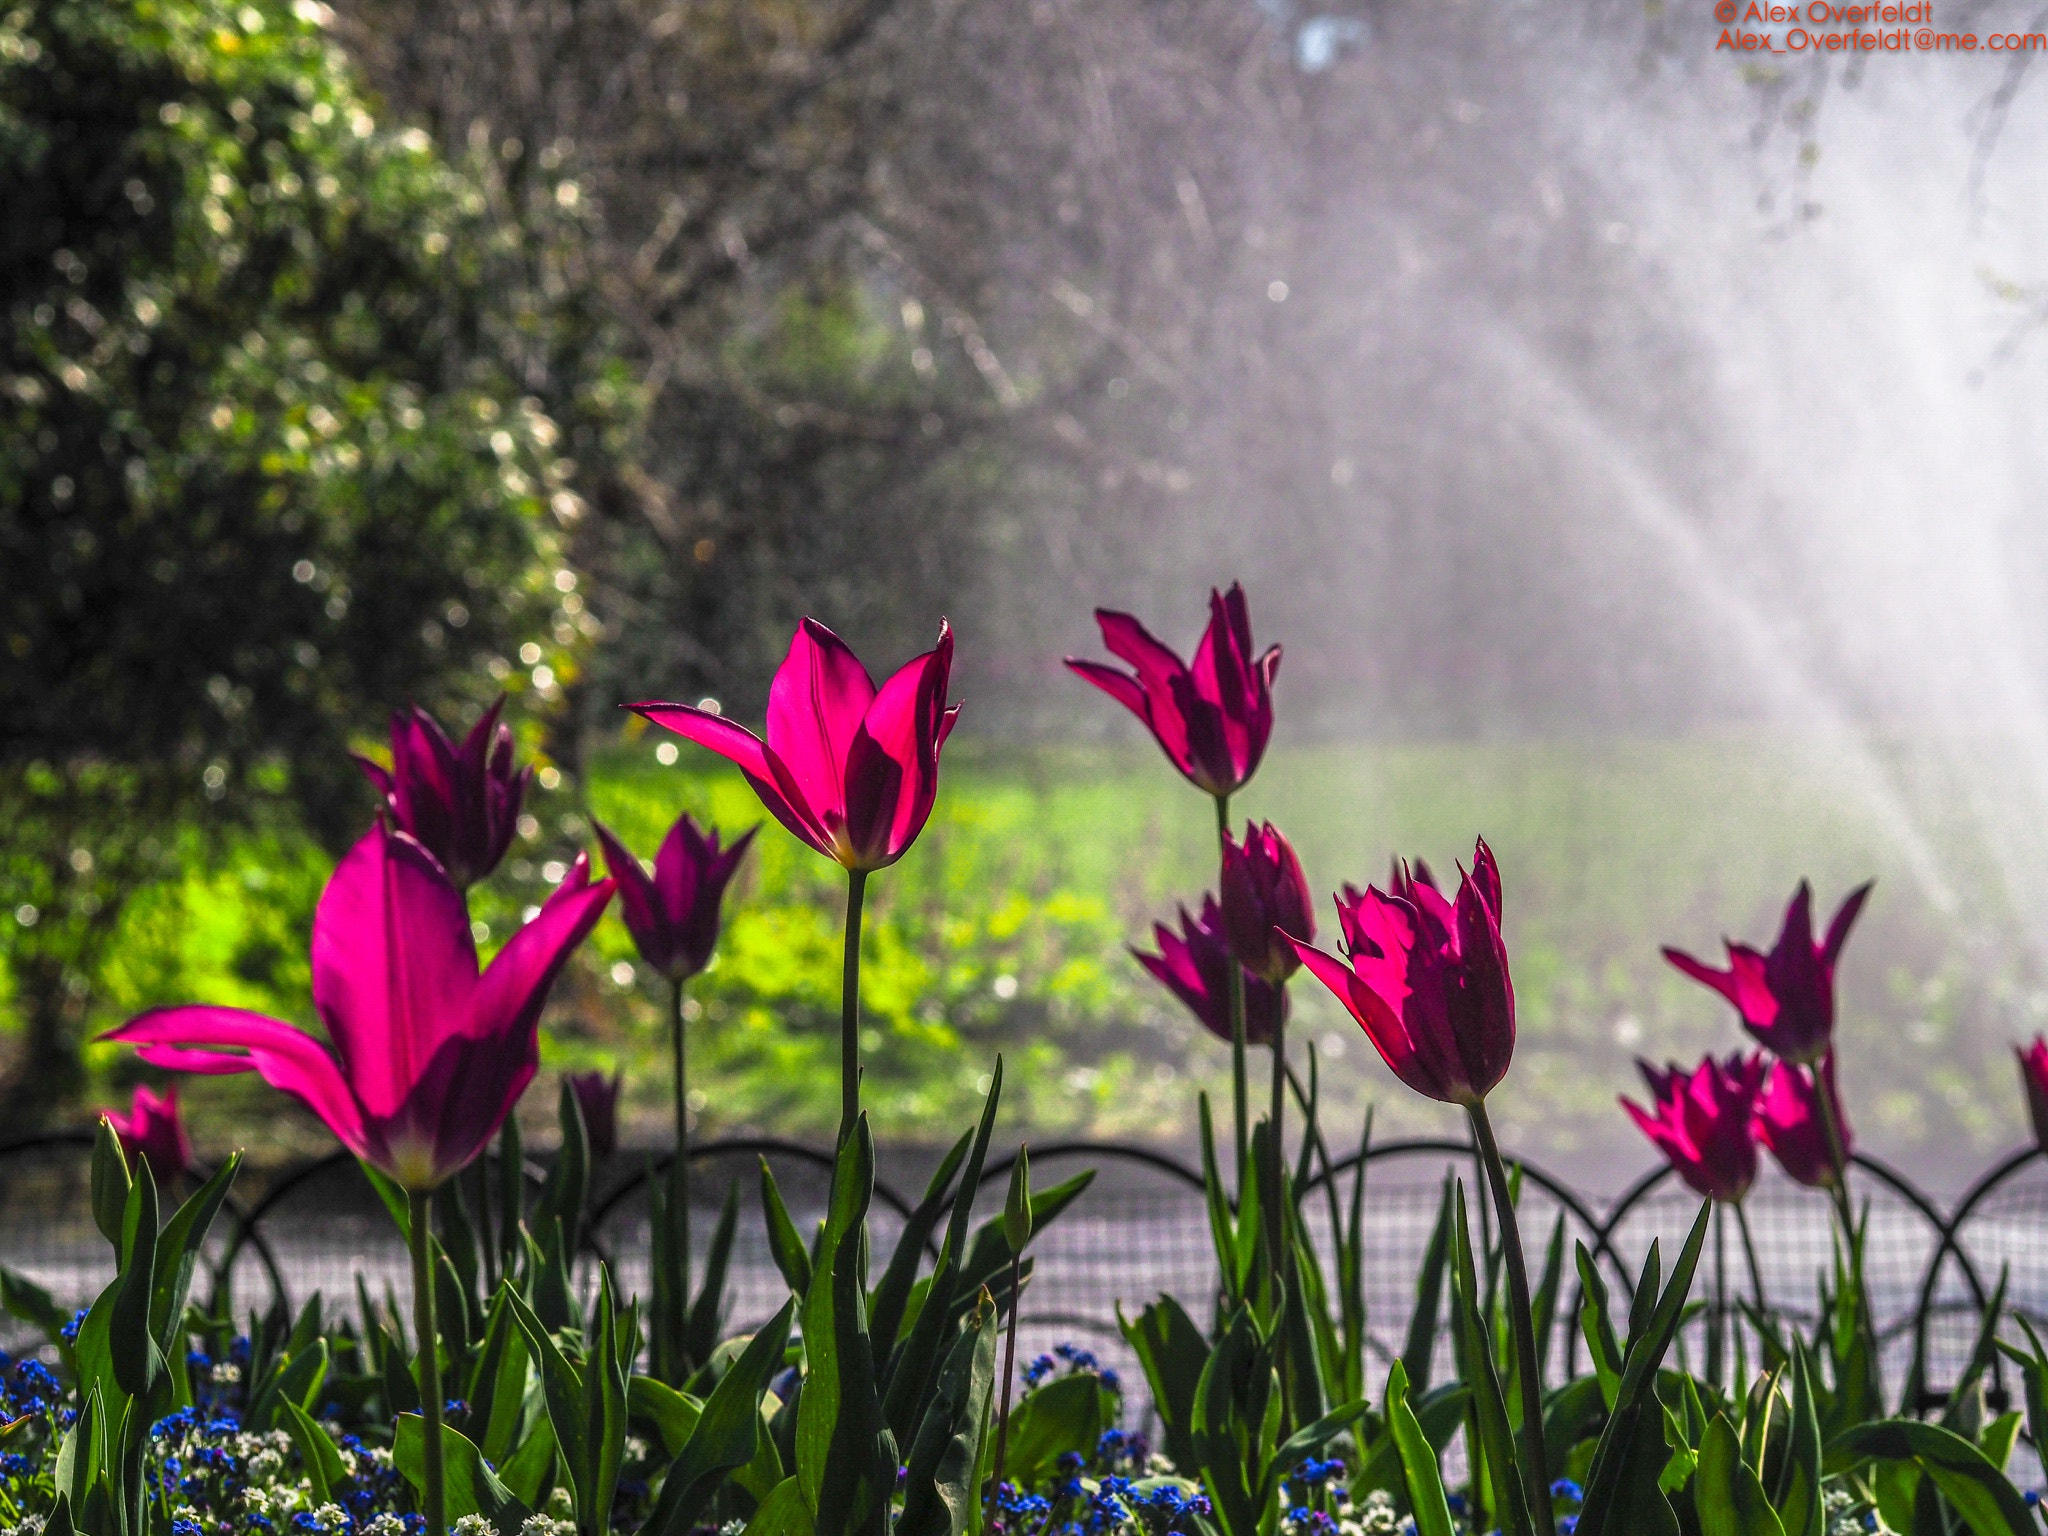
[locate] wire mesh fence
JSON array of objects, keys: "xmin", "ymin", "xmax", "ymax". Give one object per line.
[{"xmin": 5, "ymin": 1128, "xmax": 2045, "ymax": 1435}]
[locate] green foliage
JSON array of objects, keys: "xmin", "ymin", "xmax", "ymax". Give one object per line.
[{"xmin": 0, "ymin": 0, "xmax": 635, "ymax": 1107}]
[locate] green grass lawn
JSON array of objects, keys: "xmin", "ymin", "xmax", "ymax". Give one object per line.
[{"xmin": 49, "ymin": 729, "xmax": 2048, "ymax": 1184}]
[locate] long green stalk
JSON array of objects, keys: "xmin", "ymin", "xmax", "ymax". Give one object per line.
[
  {"xmin": 667, "ymin": 974, "xmax": 692, "ymax": 1375},
  {"xmin": 1466, "ymin": 1099, "xmax": 1552, "ymax": 1528},
  {"xmin": 1213, "ymin": 792, "xmax": 1247, "ymax": 1190},
  {"xmin": 1735, "ymin": 1200, "xmax": 1769, "ymax": 1314},
  {"xmin": 840, "ymin": 868, "xmax": 870, "ymax": 1146},
  {"xmin": 407, "ymin": 1187, "xmax": 444, "ymax": 1536}
]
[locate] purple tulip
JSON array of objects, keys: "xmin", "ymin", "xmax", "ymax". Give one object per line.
[
  {"xmin": 1132, "ymin": 895, "xmax": 1286, "ymax": 1049},
  {"xmin": 2018, "ymin": 1036, "xmax": 2048, "ymax": 1154},
  {"xmin": 1220, "ymin": 821, "xmax": 1315, "ymax": 985},
  {"xmin": 567, "ymin": 1070, "xmax": 622, "ymax": 1160},
  {"xmin": 1621, "ymin": 1053, "xmax": 1768, "ymax": 1204},
  {"xmin": 1755, "ymin": 1053, "xmax": 1852, "ymax": 1190},
  {"xmin": 103, "ymin": 823, "xmax": 613, "ymax": 1190},
  {"xmin": 1065, "ymin": 584, "xmax": 1282, "ymax": 799},
  {"xmin": 103, "ymin": 1083, "xmax": 194, "ymax": 1184},
  {"xmin": 1664, "ymin": 880, "xmax": 1873, "ymax": 1066},
  {"xmin": 594, "ymin": 815, "xmax": 755, "ymax": 983},
  {"xmin": 1288, "ymin": 840, "xmax": 1515, "ymax": 1108},
  {"xmin": 629, "ymin": 620, "xmax": 957, "ymax": 873},
  {"xmin": 354, "ymin": 697, "xmax": 533, "ymax": 889}
]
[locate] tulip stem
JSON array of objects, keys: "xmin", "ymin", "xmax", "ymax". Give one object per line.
[
  {"xmin": 989, "ymin": 1248, "xmax": 1023, "ymax": 1523},
  {"xmin": 1213, "ymin": 793, "xmax": 1248, "ymax": 1190},
  {"xmin": 840, "ymin": 869, "xmax": 869, "ymax": 1147},
  {"xmin": 668, "ymin": 975, "xmax": 692, "ymax": 1373},
  {"xmin": 407, "ymin": 1187, "xmax": 445, "ymax": 1536},
  {"xmin": 1465, "ymin": 1099, "xmax": 1552, "ymax": 1530},
  {"xmin": 1810, "ymin": 1059, "xmax": 1858, "ymax": 1236},
  {"xmin": 1735, "ymin": 1200, "xmax": 1769, "ymax": 1315}
]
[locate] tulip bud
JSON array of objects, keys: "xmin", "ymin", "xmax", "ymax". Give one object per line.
[
  {"xmin": 1132, "ymin": 895, "xmax": 1286, "ymax": 1048},
  {"xmin": 567, "ymin": 1070, "xmax": 622, "ymax": 1161},
  {"xmin": 1220, "ymin": 821, "xmax": 1314, "ymax": 984},
  {"xmin": 1003, "ymin": 1145, "xmax": 1033, "ymax": 1254},
  {"xmin": 596, "ymin": 816, "xmax": 755, "ymax": 983},
  {"xmin": 1754, "ymin": 1054, "xmax": 1851, "ymax": 1190},
  {"xmin": 1066, "ymin": 584, "xmax": 1282, "ymax": 799},
  {"xmin": 1620, "ymin": 1053, "xmax": 1767, "ymax": 1204},
  {"xmin": 2017, "ymin": 1038, "xmax": 2048, "ymax": 1153},
  {"xmin": 1291, "ymin": 838, "xmax": 1515, "ymax": 1108},
  {"xmin": 1665, "ymin": 880, "xmax": 1873, "ymax": 1066}
]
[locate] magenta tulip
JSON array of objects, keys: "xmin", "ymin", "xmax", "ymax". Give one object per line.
[
  {"xmin": 354, "ymin": 697, "xmax": 532, "ymax": 889},
  {"xmin": 1065, "ymin": 584, "xmax": 1282, "ymax": 799},
  {"xmin": 1621, "ymin": 1053, "xmax": 1768, "ymax": 1204},
  {"xmin": 103, "ymin": 1083, "xmax": 194, "ymax": 1184},
  {"xmin": 1133, "ymin": 895, "xmax": 1286, "ymax": 1049},
  {"xmin": 1288, "ymin": 840, "xmax": 1515, "ymax": 1108},
  {"xmin": 102, "ymin": 822, "xmax": 613, "ymax": 1190},
  {"xmin": 595, "ymin": 815, "xmax": 755, "ymax": 983},
  {"xmin": 567, "ymin": 1069, "xmax": 622, "ymax": 1160},
  {"xmin": 1664, "ymin": 880, "xmax": 1873, "ymax": 1066},
  {"xmin": 1220, "ymin": 821, "xmax": 1315, "ymax": 984},
  {"xmin": 629, "ymin": 620, "xmax": 957, "ymax": 873},
  {"xmin": 1755, "ymin": 1053, "xmax": 1852, "ymax": 1190},
  {"xmin": 2017, "ymin": 1037, "xmax": 2048, "ymax": 1154}
]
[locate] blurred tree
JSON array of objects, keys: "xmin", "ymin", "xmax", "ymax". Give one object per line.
[
  {"xmin": 0, "ymin": 0, "xmax": 638, "ymax": 1114},
  {"xmin": 331, "ymin": 0, "xmax": 1290, "ymax": 735}
]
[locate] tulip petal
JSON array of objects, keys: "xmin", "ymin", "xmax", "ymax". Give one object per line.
[
  {"xmin": 105, "ymin": 1006, "xmax": 370, "ymax": 1158},
  {"xmin": 843, "ymin": 626, "xmax": 953, "ymax": 865},
  {"xmin": 1289, "ymin": 937, "xmax": 1439, "ymax": 1098},
  {"xmin": 311, "ymin": 825, "xmax": 479, "ymax": 1118},
  {"xmin": 1822, "ymin": 880, "xmax": 1874, "ymax": 967},
  {"xmin": 766, "ymin": 618, "xmax": 877, "ymax": 828},
  {"xmin": 472, "ymin": 863, "xmax": 615, "ymax": 1054},
  {"xmin": 1663, "ymin": 946, "xmax": 1746, "ymax": 1009},
  {"xmin": 352, "ymin": 753, "xmax": 396, "ymax": 804},
  {"xmin": 1452, "ymin": 872, "xmax": 1516, "ymax": 1096},
  {"xmin": 596, "ymin": 820, "xmax": 673, "ymax": 976},
  {"xmin": 376, "ymin": 1027, "xmax": 534, "ymax": 1188},
  {"xmin": 629, "ymin": 704, "xmax": 834, "ymax": 858},
  {"xmin": 1063, "ymin": 658, "xmax": 1146, "ymax": 716},
  {"xmin": 391, "ymin": 707, "xmax": 462, "ymax": 865},
  {"xmin": 1092, "ymin": 610, "xmax": 1195, "ymax": 767}
]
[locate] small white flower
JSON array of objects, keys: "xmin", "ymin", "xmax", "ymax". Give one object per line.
[
  {"xmin": 452, "ymin": 1515, "xmax": 499, "ymax": 1536},
  {"xmin": 211, "ymin": 1362, "xmax": 242, "ymax": 1384},
  {"xmin": 364, "ymin": 1516, "xmax": 409, "ymax": 1536}
]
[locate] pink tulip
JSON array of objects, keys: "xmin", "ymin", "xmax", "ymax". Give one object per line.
[
  {"xmin": 103, "ymin": 1083, "xmax": 194, "ymax": 1184},
  {"xmin": 595, "ymin": 815, "xmax": 755, "ymax": 982},
  {"xmin": 102, "ymin": 823, "xmax": 613, "ymax": 1190},
  {"xmin": 629, "ymin": 620, "xmax": 958, "ymax": 873},
  {"xmin": 1133, "ymin": 895, "xmax": 1286, "ymax": 1049},
  {"xmin": 1621, "ymin": 1053, "xmax": 1768, "ymax": 1204},
  {"xmin": 1755, "ymin": 1053, "xmax": 1852, "ymax": 1190},
  {"xmin": 567, "ymin": 1069, "xmax": 622, "ymax": 1160},
  {"xmin": 2017, "ymin": 1037, "xmax": 2048, "ymax": 1154},
  {"xmin": 354, "ymin": 697, "xmax": 532, "ymax": 889},
  {"xmin": 1664, "ymin": 880, "xmax": 1873, "ymax": 1065},
  {"xmin": 1219, "ymin": 821, "xmax": 1315, "ymax": 984},
  {"xmin": 1288, "ymin": 840, "xmax": 1515, "ymax": 1107},
  {"xmin": 1065, "ymin": 584, "xmax": 1282, "ymax": 799}
]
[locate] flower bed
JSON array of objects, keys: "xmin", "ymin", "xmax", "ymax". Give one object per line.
[{"xmin": 7, "ymin": 584, "xmax": 2048, "ymax": 1536}]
